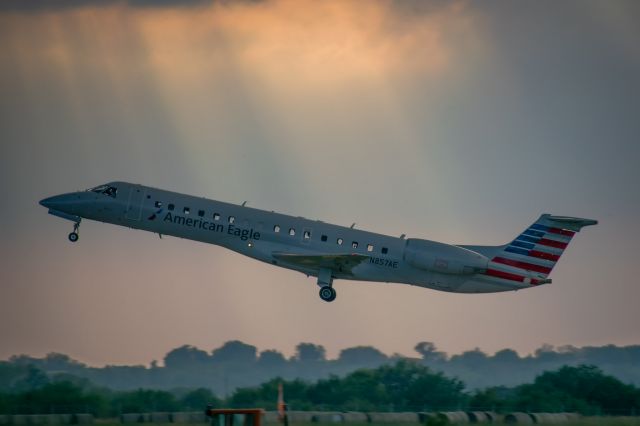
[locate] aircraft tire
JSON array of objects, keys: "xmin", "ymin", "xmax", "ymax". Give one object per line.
[
  {"xmin": 68, "ymin": 232, "xmax": 79, "ymax": 242},
  {"xmin": 319, "ymin": 286, "xmax": 336, "ymax": 302}
]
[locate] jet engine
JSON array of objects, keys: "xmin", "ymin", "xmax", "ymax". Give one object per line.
[{"xmin": 404, "ymin": 238, "xmax": 489, "ymax": 275}]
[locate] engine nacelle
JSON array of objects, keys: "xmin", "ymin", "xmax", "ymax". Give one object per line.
[{"xmin": 404, "ymin": 238, "xmax": 489, "ymax": 275}]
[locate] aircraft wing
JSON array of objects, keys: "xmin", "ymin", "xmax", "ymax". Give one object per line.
[{"xmin": 272, "ymin": 252, "xmax": 370, "ymax": 275}]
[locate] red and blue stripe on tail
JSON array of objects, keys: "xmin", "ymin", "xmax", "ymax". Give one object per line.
[{"xmin": 482, "ymin": 214, "xmax": 597, "ymax": 286}]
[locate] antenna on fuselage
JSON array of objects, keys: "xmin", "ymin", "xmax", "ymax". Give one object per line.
[
  {"xmin": 350, "ymin": 223, "xmax": 356, "ymax": 228},
  {"xmin": 241, "ymin": 201, "xmax": 247, "ymax": 207},
  {"xmin": 400, "ymin": 234, "xmax": 406, "ymax": 239}
]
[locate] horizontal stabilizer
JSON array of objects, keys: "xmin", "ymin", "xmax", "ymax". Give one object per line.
[{"xmin": 546, "ymin": 215, "xmax": 598, "ymax": 231}]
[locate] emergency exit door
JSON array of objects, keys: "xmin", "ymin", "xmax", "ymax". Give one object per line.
[{"xmin": 125, "ymin": 185, "xmax": 145, "ymax": 221}]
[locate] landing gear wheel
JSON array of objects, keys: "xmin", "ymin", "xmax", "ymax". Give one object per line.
[
  {"xmin": 68, "ymin": 221, "xmax": 81, "ymax": 243},
  {"xmin": 319, "ymin": 286, "xmax": 336, "ymax": 302}
]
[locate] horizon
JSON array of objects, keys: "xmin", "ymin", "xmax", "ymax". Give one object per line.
[{"xmin": 4, "ymin": 339, "xmax": 636, "ymax": 369}]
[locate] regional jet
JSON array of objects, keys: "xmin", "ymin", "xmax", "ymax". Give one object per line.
[{"xmin": 40, "ymin": 182, "xmax": 597, "ymax": 302}]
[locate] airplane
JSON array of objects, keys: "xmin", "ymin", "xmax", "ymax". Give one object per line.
[{"xmin": 40, "ymin": 182, "xmax": 597, "ymax": 302}]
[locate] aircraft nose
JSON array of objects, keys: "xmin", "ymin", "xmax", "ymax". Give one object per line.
[
  {"xmin": 39, "ymin": 194, "xmax": 73, "ymax": 211},
  {"xmin": 40, "ymin": 196, "xmax": 58, "ymax": 209}
]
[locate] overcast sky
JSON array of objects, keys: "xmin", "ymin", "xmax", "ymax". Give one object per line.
[{"xmin": 1, "ymin": 0, "xmax": 639, "ymax": 367}]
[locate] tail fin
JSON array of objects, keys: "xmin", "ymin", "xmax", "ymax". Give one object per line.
[{"xmin": 488, "ymin": 214, "xmax": 597, "ymax": 284}]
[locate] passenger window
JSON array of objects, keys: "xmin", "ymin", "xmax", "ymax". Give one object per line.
[
  {"xmin": 303, "ymin": 231, "xmax": 311, "ymax": 240},
  {"xmin": 198, "ymin": 210, "xmax": 205, "ymax": 217},
  {"xmin": 382, "ymin": 247, "xmax": 388, "ymax": 254},
  {"xmin": 213, "ymin": 213, "xmax": 220, "ymax": 221},
  {"xmin": 321, "ymin": 235, "xmax": 328, "ymax": 242},
  {"xmin": 168, "ymin": 203, "xmax": 175, "ymax": 211},
  {"xmin": 352, "ymin": 241, "xmax": 358, "ymax": 249},
  {"xmin": 154, "ymin": 201, "xmax": 162, "ymax": 208},
  {"xmin": 274, "ymin": 225, "xmax": 281, "ymax": 233},
  {"xmin": 183, "ymin": 207, "xmax": 190, "ymax": 215},
  {"xmin": 289, "ymin": 228, "xmax": 296, "ymax": 236},
  {"xmin": 367, "ymin": 244, "xmax": 374, "ymax": 252},
  {"xmin": 337, "ymin": 238, "xmax": 343, "ymax": 245},
  {"xmin": 229, "ymin": 216, "xmax": 235, "ymax": 224}
]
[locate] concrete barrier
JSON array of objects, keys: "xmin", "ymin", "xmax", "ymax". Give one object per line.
[
  {"xmin": 27, "ymin": 415, "xmax": 48, "ymax": 425},
  {"xmin": 150, "ymin": 414, "xmax": 170, "ymax": 424},
  {"xmin": 71, "ymin": 414, "xmax": 93, "ymax": 425},
  {"xmin": 188, "ymin": 412, "xmax": 206, "ymax": 423},
  {"xmin": 504, "ymin": 413, "xmax": 533, "ymax": 424},
  {"xmin": 483, "ymin": 412, "xmax": 500, "ymax": 423},
  {"xmin": 262, "ymin": 412, "xmax": 280, "ymax": 424},
  {"xmin": 286, "ymin": 412, "xmax": 315, "ymax": 423},
  {"xmin": 341, "ymin": 413, "xmax": 368, "ymax": 423},
  {"xmin": 367, "ymin": 413, "xmax": 419, "ymax": 423},
  {"xmin": 466, "ymin": 412, "xmax": 489, "ymax": 424},
  {"xmin": 57, "ymin": 415, "xmax": 74, "ymax": 424},
  {"xmin": 561, "ymin": 413, "xmax": 580, "ymax": 421},
  {"xmin": 311, "ymin": 413, "xmax": 343, "ymax": 423},
  {"xmin": 121, "ymin": 414, "xmax": 144, "ymax": 423},
  {"xmin": 529, "ymin": 413, "xmax": 574, "ymax": 424},
  {"xmin": 418, "ymin": 412, "xmax": 440, "ymax": 424},
  {"xmin": 436, "ymin": 412, "xmax": 468, "ymax": 424},
  {"xmin": 13, "ymin": 415, "xmax": 29, "ymax": 425},
  {"xmin": 169, "ymin": 413, "xmax": 189, "ymax": 424}
]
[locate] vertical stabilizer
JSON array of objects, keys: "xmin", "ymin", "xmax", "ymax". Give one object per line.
[{"xmin": 487, "ymin": 214, "xmax": 597, "ymax": 285}]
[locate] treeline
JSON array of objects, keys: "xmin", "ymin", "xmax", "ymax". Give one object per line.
[
  {"xmin": 227, "ymin": 363, "xmax": 640, "ymax": 415},
  {"xmin": 0, "ymin": 375, "xmax": 219, "ymax": 417},
  {"xmin": 3, "ymin": 341, "xmax": 640, "ymax": 395},
  {"xmin": 1, "ymin": 362, "xmax": 639, "ymax": 416}
]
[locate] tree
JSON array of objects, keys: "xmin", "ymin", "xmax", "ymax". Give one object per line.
[
  {"xmin": 43, "ymin": 353, "xmax": 86, "ymax": 372},
  {"xmin": 338, "ymin": 346, "xmax": 387, "ymax": 366},
  {"xmin": 308, "ymin": 360, "xmax": 465, "ymax": 411},
  {"xmin": 180, "ymin": 388, "xmax": 220, "ymax": 410},
  {"xmin": 0, "ymin": 362, "xmax": 37, "ymax": 392},
  {"xmin": 13, "ymin": 366, "xmax": 49, "ymax": 392},
  {"xmin": 530, "ymin": 365, "xmax": 640, "ymax": 414},
  {"xmin": 13, "ymin": 381, "xmax": 109, "ymax": 415},
  {"xmin": 450, "ymin": 348, "xmax": 488, "ymax": 369},
  {"xmin": 493, "ymin": 349, "xmax": 520, "ymax": 364},
  {"xmin": 415, "ymin": 342, "xmax": 446, "ymax": 363},
  {"xmin": 164, "ymin": 345, "xmax": 210, "ymax": 369},
  {"xmin": 257, "ymin": 350, "xmax": 288, "ymax": 369},
  {"xmin": 294, "ymin": 343, "xmax": 326, "ymax": 363},
  {"xmin": 211, "ymin": 341, "xmax": 257, "ymax": 365},
  {"xmin": 112, "ymin": 389, "xmax": 179, "ymax": 413}
]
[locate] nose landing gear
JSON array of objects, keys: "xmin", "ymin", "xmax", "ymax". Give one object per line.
[{"xmin": 68, "ymin": 220, "xmax": 81, "ymax": 242}]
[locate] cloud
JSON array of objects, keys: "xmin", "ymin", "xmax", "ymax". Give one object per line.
[
  {"xmin": 0, "ymin": 0, "xmax": 115, "ymax": 12},
  {"xmin": 0, "ymin": 0, "xmax": 264, "ymax": 12}
]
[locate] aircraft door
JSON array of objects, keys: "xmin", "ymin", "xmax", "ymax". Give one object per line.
[{"xmin": 125, "ymin": 185, "xmax": 145, "ymax": 221}]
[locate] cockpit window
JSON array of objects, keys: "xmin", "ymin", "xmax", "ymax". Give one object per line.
[{"xmin": 88, "ymin": 184, "xmax": 117, "ymax": 198}]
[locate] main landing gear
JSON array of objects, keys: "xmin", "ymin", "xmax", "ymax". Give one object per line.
[
  {"xmin": 317, "ymin": 268, "xmax": 336, "ymax": 302},
  {"xmin": 319, "ymin": 286, "xmax": 337, "ymax": 302},
  {"xmin": 68, "ymin": 220, "xmax": 81, "ymax": 243}
]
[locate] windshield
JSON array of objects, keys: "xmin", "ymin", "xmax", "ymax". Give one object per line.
[{"xmin": 87, "ymin": 184, "xmax": 118, "ymax": 198}]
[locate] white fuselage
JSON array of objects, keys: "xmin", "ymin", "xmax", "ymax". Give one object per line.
[{"xmin": 40, "ymin": 182, "xmax": 533, "ymax": 296}]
